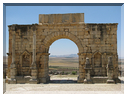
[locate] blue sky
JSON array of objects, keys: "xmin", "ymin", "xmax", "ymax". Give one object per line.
[{"xmin": 5, "ymin": 6, "xmax": 123, "ymax": 58}]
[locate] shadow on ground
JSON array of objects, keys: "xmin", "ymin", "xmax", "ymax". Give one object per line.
[
  {"xmin": 47, "ymin": 80, "xmax": 77, "ymax": 84},
  {"xmin": 121, "ymin": 80, "xmax": 124, "ymax": 84}
]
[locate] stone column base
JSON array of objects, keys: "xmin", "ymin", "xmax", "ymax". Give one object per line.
[
  {"xmin": 8, "ymin": 78, "xmax": 17, "ymax": 84},
  {"xmin": 5, "ymin": 79, "xmax": 9, "ymax": 83},
  {"xmin": 84, "ymin": 79, "xmax": 92, "ymax": 84},
  {"xmin": 77, "ymin": 79, "xmax": 84, "ymax": 83},
  {"xmin": 107, "ymin": 79, "xmax": 115, "ymax": 84},
  {"xmin": 29, "ymin": 79, "xmax": 39, "ymax": 84},
  {"xmin": 39, "ymin": 76, "xmax": 50, "ymax": 83},
  {"xmin": 46, "ymin": 76, "xmax": 50, "ymax": 82},
  {"xmin": 77, "ymin": 76, "xmax": 84, "ymax": 83},
  {"xmin": 114, "ymin": 78, "xmax": 121, "ymax": 83},
  {"xmin": 39, "ymin": 78, "xmax": 47, "ymax": 83}
]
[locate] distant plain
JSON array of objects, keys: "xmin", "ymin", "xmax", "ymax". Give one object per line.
[{"xmin": 3, "ymin": 56, "xmax": 124, "ymax": 75}]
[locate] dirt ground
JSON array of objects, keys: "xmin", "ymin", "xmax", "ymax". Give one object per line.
[{"xmin": 3, "ymin": 76, "xmax": 124, "ymax": 94}]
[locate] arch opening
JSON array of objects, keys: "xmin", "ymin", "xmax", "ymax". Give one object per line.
[
  {"xmin": 38, "ymin": 32, "xmax": 84, "ymax": 83},
  {"xmin": 48, "ymin": 39, "xmax": 79, "ymax": 83}
]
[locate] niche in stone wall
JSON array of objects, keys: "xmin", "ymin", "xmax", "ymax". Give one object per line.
[
  {"xmin": 20, "ymin": 50, "xmax": 32, "ymax": 76},
  {"xmin": 94, "ymin": 52, "xmax": 102, "ymax": 67},
  {"xmin": 22, "ymin": 54, "xmax": 30, "ymax": 67}
]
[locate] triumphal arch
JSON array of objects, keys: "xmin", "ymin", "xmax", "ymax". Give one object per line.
[{"xmin": 6, "ymin": 13, "xmax": 121, "ymax": 84}]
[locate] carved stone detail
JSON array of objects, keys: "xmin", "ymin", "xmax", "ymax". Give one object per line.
[{"xmin": 7, "ymin": 13, "xmax": 119, "ymax": 84}]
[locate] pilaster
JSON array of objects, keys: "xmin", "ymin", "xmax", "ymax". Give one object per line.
[
  {"xmin": 29, "ymin": 25, "xmax": 39, "ymax": 84},
  {"xmin": 77, "ymin": 53, "xmax": 86, "ymax": 83},
  {"xmin": 8, "ymin": 25, "xmax": 17, "ymax": 84},
  {"xmin": 38, "ymin": 53, "xmax": 50, "ymax": 83}
]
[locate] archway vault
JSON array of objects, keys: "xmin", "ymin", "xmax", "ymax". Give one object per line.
[{"xmin": 42, "ymin": 31, "xmax": 84, "ymax": 54}]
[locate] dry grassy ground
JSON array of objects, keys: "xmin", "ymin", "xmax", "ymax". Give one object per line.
[
  {"xmin": 49, "ymin": 57, "xmax": 79, "ymax": 74},
  {"xmin": 49, "ymin": 57, "xmax": 78, "ymax": 67}
]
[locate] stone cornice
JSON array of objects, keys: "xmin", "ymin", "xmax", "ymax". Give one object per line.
[{"xmin": 36, "ymin": 52, "xmax": 50, "ymax": 56}]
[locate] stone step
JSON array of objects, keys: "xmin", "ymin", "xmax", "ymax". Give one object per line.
[
  {"xmin": 91, "ymin": 77, "xmax": 108, "ymax": 83},
  {"xmin": 16, "ymin": 76, "xmax": 31, "ymax": 84}
]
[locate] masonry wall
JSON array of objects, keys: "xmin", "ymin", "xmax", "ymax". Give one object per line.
[{"xmin": 7, "ymin": 23, "xmax": 118, "ymax": 81}]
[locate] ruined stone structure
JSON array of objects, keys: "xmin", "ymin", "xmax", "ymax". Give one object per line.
[{"xmin": 6, "ymin": 13, "xmax": 120, "ymax": 84}]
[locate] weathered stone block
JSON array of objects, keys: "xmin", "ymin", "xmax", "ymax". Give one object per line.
[
  {"xmin": 8, "ymin": 78, "xmax": 17, "ymax": 84},
  {"xmin": 7, "ymin": 13, "xmax": 119, "ymax": 84},
  {"xmin": 29, "ymin": 79, "xmax": 39, "ymax": 84},
  {"xmin": 39, "ymin": 13, "xmax": 84, "ymax": 23}
]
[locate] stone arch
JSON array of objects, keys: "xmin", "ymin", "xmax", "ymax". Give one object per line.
[
  {"xmin": 42, "ymin": 32, "xmax": 84, "ymax": 53},
  {"xmin": 39, "ymin": 31, "xmax": 84, "ymax": 83}
]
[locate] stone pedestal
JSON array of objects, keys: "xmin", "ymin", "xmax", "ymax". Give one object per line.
[
  {"xmin": 29, "ymin": 79, "xmax": 39, "ymax": 84},
  {"xmin": 107, "ymin": 79, "xmax": 115, "ymax": 83},
  {"xmin": 8, "ymin": 65, "xmax": 17, "ymax": 84},
  {"xmin": 107, "ymin": 56, "xmax": 115, "ymax": 84},
  {"xmin": 77, "ymin": 53, "xmax": 85, "ymax": 83},
  {"xmin": 84, "ymin": 69, "xmax": 92, "ymax": 84},
  {"xmin": 9, "ymin": 63, "xmax": 17, "ymax": 84},
  {"xmin": 84, "ymin": 57, "xmax": 92, "ymax": 84},
  {"xmin": 84, "ymin": 79, "xmax": 92, "ymax": 84},
  {"xmin": 107, "ymin": 69, "xmax": 115, "ymax": 83},
  {"xmin": 77, "ymin": 76, "xmax": 84, "ymax": 83},
  {"xmin": 29, "ymin": 76, "xmax": 39, "ymax": 84},
  {"xmin": 9, "ymin": 62, "xmax": 17, "ymax": 84},
  {"xmin": 39, "ymin": 76, "xmax": 50, "ymax": 83},
  {"xmin": 29, "ymin": 63, "xmax": 39, "ymax": 84},
  {"xmin": 8, "ymin": 78, "xmax": 17, "ymax": 84},
  {"xmin": 46, "ymin": 75, "xmax": 50, "ymax": 82}
]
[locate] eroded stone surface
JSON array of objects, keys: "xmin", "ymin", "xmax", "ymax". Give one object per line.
[{"xmin": 7, "ymin": 13, "xmax": 119, "ymax": 84}]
